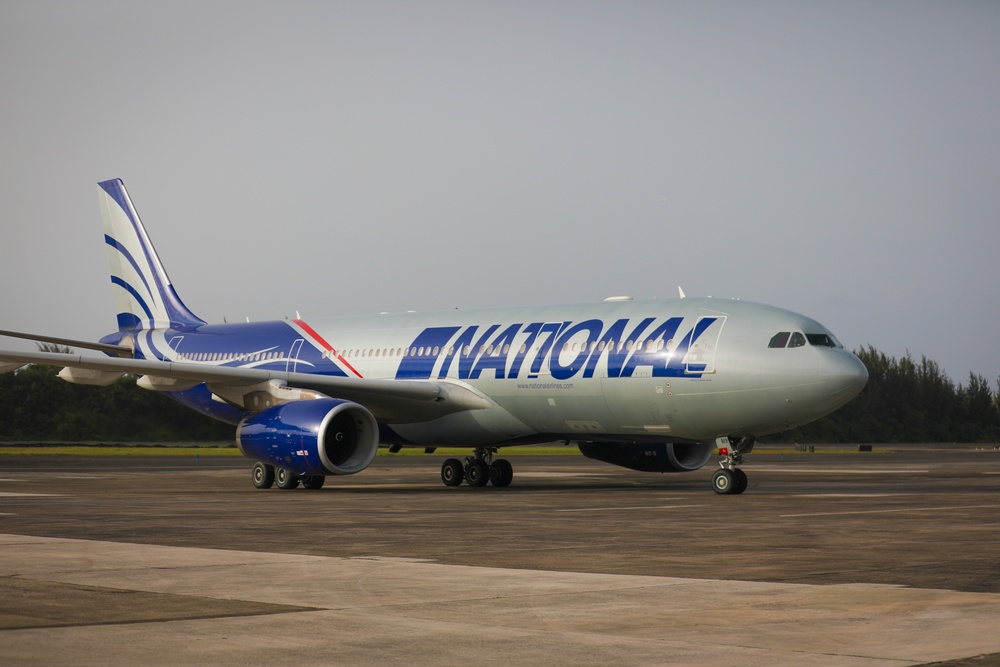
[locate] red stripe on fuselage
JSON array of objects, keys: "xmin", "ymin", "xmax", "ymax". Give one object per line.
[{"xmin": 291, "ymin": 319, "xmax": 364, "ymax": 378}]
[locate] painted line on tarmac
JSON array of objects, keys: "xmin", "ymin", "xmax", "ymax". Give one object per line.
[
  {"xmin": 792, "ymin": 493, "xmax": 909, "ymax": 498},
  {"xmin": 0, "ymin": 491, "xmax": 65, "ymax": 497},
  {"xmin": 516, "ymin": 472, "xmax": 603, "ymax": 478},
  {"xmin": 781, "ymin": 504, "xmax": 995, "ymax": 518},
  {"xmin": 753, "ymin": 466, "xmax": 931, "ymax": 473},
  {"xmin": 556, "ymin": 504, "xmax": 705, "ymax": 512}
]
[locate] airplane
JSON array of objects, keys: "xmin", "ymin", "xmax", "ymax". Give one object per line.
[{"xmin": 0, "ymin": 178, "xmax": 868, "ymax": 494}]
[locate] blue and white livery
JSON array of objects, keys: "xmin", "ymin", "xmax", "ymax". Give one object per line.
[{"xmin": 0, "ymin": 179, "xmax": 869, "ymax": 494}]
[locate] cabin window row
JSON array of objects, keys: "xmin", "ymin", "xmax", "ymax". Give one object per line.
[
  {"xmin": 333, "ymin": 338, "xmax": 679, "ymax": 360},
  {"xmin": 178, "ymin": 351, "xmax": 282, "ymax": 362},
  {"xmin": 179, "ymin": 338, "xmax": 689, "ymax": 364}
]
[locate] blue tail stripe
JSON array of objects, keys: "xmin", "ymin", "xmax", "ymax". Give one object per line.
[
  {"xmin": 116, "ymin": 313, "xmax": 142, "ymax": 331},
  {"xmin": 105, "ymin": 234, "xmax": 154, "ymax": 302},
  {"xmin": 98, "ymin": 179, "xmax": 206, "ymax": 331},
  {"xmin": 110, "ymin": 275, "xmax": 155, "ymax": 324}
]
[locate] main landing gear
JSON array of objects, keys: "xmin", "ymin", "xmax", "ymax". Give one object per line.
[
  {"xmin": 251, "ymin": 462, "xmax": 325, "ymax": 490},
  {"xmin": 441, "ymin": 448, "xmax": 513, "ymax": 488},
  {"xmin": 712, "ymin": 436, "xmax": 755, "ymax": 495}
]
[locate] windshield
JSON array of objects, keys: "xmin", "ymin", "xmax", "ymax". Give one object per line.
[
  {"xmin": 769, "ymin": 331, "xmax": 844, "ymax": 349},
  {"xmin": 806, "ymin": 333, "xmax": 842, "ymax": 348}
]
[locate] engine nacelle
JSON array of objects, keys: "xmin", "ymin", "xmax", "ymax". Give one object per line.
[
  {"xmin": 577, "ymin": 441, "xmax": 713, "ymax": 473},
  {"xmin": 236, "ymin": 398, "xmax": 379, "ymax": 476}
]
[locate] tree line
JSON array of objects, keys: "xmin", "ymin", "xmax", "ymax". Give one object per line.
[
  {"xmin": 767, "ymin": 346, "xmax": 1000, "ymax": 444},
  {"xmin": 0, "ymin": 361, "xmax": 232, "ymax": 442},
  {"xmin": 0, "ymin": 345, "xmax": 998, "ymax": 443}
]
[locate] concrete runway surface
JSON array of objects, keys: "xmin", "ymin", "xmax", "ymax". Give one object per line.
[{"xmin": 1, "ymin": 447, "xmax": 999, "ymax": 666}]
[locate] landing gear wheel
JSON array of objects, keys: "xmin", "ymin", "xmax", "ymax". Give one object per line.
[
  {"xmin": 712, "ymin": 469, "xmax": 735, "ymax": 495},
  {"xmin": 302, "ymin": 474, "xmax": 325, "ymax": 490},
  {"xmin": 714, "ymin": 436, "xmax": 755, "ymax": 495},
  {"xmin": 275, "ymin": 467, "xmax": 300, "ymax": 490},
  {"xmin": 466, "ymin": 459, "xmax": 489, "ymax": 487},
  {"xmin": 441, "ymin": 458, "xmax": 465, "ymax": 486},
  {"xmin": 489, "ymin": 459, "xmax": 513, "ymax": 487},
  {"xmin": 733, "ymin": 468, "xmax": 748, "ymax": 495},
  {"xmin": 252, "ymin": 462, "xmax": 274, "ymax": 489}
]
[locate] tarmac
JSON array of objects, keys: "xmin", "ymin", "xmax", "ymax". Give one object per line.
[{"xmin": 1, "ymin": 447, "xmax": 999, "ymax": 666}]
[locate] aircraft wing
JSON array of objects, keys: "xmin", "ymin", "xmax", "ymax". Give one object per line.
[{"xmin": 0, "ymin": 349, "xmax": 491, "ymax": 422}]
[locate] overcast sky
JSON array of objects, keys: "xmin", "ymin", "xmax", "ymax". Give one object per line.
[{"xmin": 1, "ymin": 1, "xmax": 998, "ymax": 387}]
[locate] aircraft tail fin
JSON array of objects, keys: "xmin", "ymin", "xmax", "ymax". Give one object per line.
[{"xmin": 98, "ymin": 179, "xmax": 205, "ymax": 332}]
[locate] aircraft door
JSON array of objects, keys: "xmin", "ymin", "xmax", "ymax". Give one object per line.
[
  {"xmin": 287, "ymin": 339, "xmax": 304, "ymax": 373},
  {"xmin": 684, "ymin": 316, "xmax": 725, "ymax": 375}
]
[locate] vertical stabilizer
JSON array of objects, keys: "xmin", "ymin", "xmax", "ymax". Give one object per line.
[{"xmin": 98, "ymin": 179, "xmax": 205, "ymax": 332}]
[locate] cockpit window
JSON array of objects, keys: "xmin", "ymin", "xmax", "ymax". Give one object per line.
[
  {"xmin": 770, "ymin": 331, "xmax": 842, "ymax": 349},
  {"xmin": 806, "ymin": 333, "xmax": 841, "ymax": 348},
  {"xmin": 768, "ymin": 332, "xmax": 790, "ymax": 348}
]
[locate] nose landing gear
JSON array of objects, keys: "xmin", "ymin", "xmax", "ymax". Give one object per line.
[{"xmin": 712, "ymin": 436, "xmax": 754, "ymax": 495}]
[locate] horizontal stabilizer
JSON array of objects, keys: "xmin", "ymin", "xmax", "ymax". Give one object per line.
[{"xmin": 0, "ymin": 329, "xmax": 132, "ymax": 357}]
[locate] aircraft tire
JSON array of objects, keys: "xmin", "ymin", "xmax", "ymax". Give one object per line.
[
  {"xmin": 712, "ymin": 469, "xmax": 735, "ymax": 495},
  {"xmin": 441, "ymin": 458, "xmax": 465, "ymax": 486},
  {"xmin": 275, "ymin": 467, "xmax": 300, "ymax": 490},
  {"xmin": 489, "ymin": 459, "xmax": 513, "ymax": 487},
  {"xmin": 466, "ymin": 460, "xmax": 489, "ymax": 487},
  {"xmin": 733, "ymin": 469, "xmax": 748, "ymax": 494},
  {"xmin": 252, "ymin": 462, "xmax": 274, "ymax": 489},
  {"xmin": 302, "ymin": 474, "xmax": 325, "ymax": 490}
]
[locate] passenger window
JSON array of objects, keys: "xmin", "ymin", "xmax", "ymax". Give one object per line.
[
  {"xmin": 769, "ymin": 332, "xmax": 790, "ymax": 348},
  {"xmin": 789, "ymin": 332, "xmax": 806, "ymax": 348}
]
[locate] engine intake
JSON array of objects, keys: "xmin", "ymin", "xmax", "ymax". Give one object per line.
[
  {"xmin": 577, "ymin": 441, "xmax": 713, "ymax": 473},
  {"xmin": 236, "ymin": 398, "xmax": 379, "ymax": 475}
]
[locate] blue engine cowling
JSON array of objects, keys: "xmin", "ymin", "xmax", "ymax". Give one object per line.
[
  {"xmin": 577, "ymin": 441, "xmax": 713, "ymax": 473},
  {"xmin": 236, "ymin": 398, "xmax": 379, "ymax": 475}
]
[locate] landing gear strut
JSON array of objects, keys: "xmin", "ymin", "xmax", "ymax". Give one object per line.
[
  {"xmin": 440, "ymin": 448, "xmax": 513, "ymax": 488},
  {"xmin": 712, "ymin": 436, "xmax": 754, "ymax": 495}
]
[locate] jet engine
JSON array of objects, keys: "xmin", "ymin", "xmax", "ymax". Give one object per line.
[
  {"xmin": 577, "ymin": 441, "xmax": 713, "ymax": 473},
  {"xmin": 236, "ymin": 398, "xmax": 379, "ymax": 475}
]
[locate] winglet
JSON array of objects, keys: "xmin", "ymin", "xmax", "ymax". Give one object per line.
[
  {"xmin": 98, "ymin": 179, "xmax": 205, "ymax": 331},
  {"xmin": 678, "ymin": 286, "xmax": 686, "ymax": 299}
]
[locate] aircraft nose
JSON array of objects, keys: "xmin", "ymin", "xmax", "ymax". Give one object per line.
[{"xmin": 827, "ymin": 351, "xmax": 868, "ymax": 403}]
